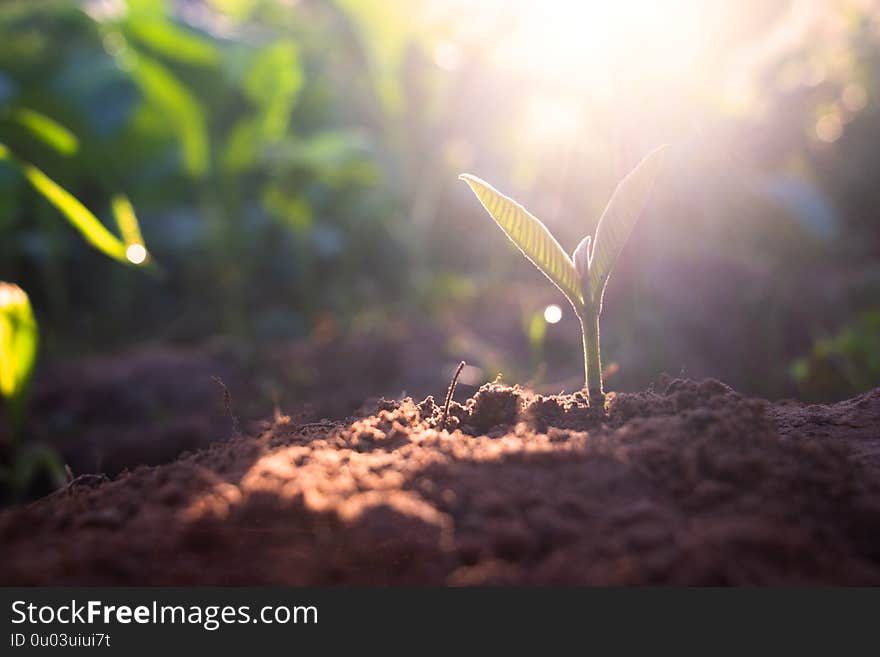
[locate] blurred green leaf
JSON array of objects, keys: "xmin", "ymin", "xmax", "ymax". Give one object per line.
[
  {"xmin": 0, "ymin": 282, "xmax": 37, "ymax": 436},
  {"xmin": 132, "ymin": 54, "xmax": 209, "ymax": 177},
  {"xmin": 125, "ymin": 19, "xmax": 220, "ymax": 67},
  {"xmin": 262, "ymin": 185, "xmax": 313, "ymax": 233},
  {"xmin": 18, "ymin": 161, "xmax": 131, "ymax": 263},
  {"xmin": 223, "ymin": 41, "xmax": 303, "ymax": 173},
  {"xmin": 0, "ymin": 282, "xmax": 37, "ymax": 403},
  {"xmin": 792, "ymin": 309, "xmax": 880, "ymax": 401},
  {"xmin": 528, "ymin": 311, "xmax": 546, "ymax": 351},
  {"xmin": 459, "ymin": 173, "xmax": 584, "ymax": 311},
  {"xmin": 243, "ymin": 41, "xmax": 303, "ymax": 125},
  {"xmin": 111, "ymin": 194, "xmax": 145, "ymax": 248},
  {"xmin": 10, "ymin": 108, "xmax": 79, "ymax": 156},
  {"xmin": 221, "ymin": 117, "xmax": 260, "ymax": 173},
  {"xmin": 264, "ymin": 131, "xmax": 377, "ymax": 185}
]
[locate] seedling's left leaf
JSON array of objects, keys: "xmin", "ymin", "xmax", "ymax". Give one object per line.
[
  {"xmin": 588, "ymin": 146, "xmax": 666, "ymax": 309},
  {"xmin": 0, "ymin": 283, "xmax": 38, "ymax": 431},
  {"xmin": 460, "ymin": 174, "xmax": 584, "ymax": 310}
]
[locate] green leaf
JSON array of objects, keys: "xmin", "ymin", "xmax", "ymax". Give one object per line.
[
  {"xmin": 588, "ymin": 146, "xmax": 666, "ymax": 309},
  {"xmin": 459, "ymin": 174, "xmax": 584, "ymax": 310},
  {"xmin": 10, "ymin": 108, "xmax": 79, "ymax": 156},
  {"xmin": 222, "ymin": 41, "xmax": 303, "ymax": 174},
  {"xmin": 111, "ymin": 194, "xmax": 145, "ymax": 248},
  {"xmin": 1, "ymin": 144, "xmax": 149, "ymax": 266},
  {"xmin": 243, "ymin": 41, "xmax": 303, "ymax": 131},
  {"xmin": 125, "ymin": 18, "xmax": 220, "ymax": 67},
  {"xmin": 132, "ymin": 54, "xmax": 209, "ymax": 177},
  {"xmin": 19, "ymin": 162, "xmax": 129, "ymax": 262},
  {"xmin": 0, "ymin": 282, "xmax": 38, "ymax": 407}
]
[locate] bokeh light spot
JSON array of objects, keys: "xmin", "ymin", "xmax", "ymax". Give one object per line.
[
  {"xmin": 126, "ymin": 243, "xmax": 147, "ymax": 265},
  {"xmin": 544, "ymin": 304, "xmax": 562, "ymax": 324},
  {"xmin": 842, "ymin": 83, "xmax": 868, "ymax": 112},
  {"xmin": 816, "ymin": 113, "xmax": 843, "ymax": 143}
]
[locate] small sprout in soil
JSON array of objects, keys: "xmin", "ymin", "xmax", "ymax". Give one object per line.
[
  {"xmin": 441, "ymin": 360, "xmax": 466, "ymax": 429},
  {"xmin": 460, "ymin": 147, "xmax": 665, "ymax": 406}
]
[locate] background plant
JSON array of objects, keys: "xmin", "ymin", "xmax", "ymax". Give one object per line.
[
  {"xmin": 0, "ymin": 282, "xmax": 37, "ymax": 437},
  {"xmin": 1, "ymin": 94, "xmax": 150, "ymax": 498},
  {"xmin": 0, "ymin": 0, "xmax": 878, "ymax": 403}
]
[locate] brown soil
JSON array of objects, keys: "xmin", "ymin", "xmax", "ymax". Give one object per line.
[
  {"xmin": 1, "ymin": 326, "xmax": 457, "ymax": 480},
  {"xmin": 2, "ymin": 377, "xmax": 879, "ymax": 585}
]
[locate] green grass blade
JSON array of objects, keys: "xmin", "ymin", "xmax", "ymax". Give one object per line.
[
  {"xmin": 0, "ymin": 283, "xmax": 38, "ymax": 418},
  {"xmin": 588, "ymin": 146, "xmax": 666, "ymax": 309},
  {"xmin": 19, "ymin": 163, "xmax": 129, "ymax": 263},
  {"xmin": 11, "ymin": 108, "xmax": 79, "ymax": 156},
  {"xmin": 112, "ymin": 194, "xmax": 151, "ymax": 265},
  {"xmin": 460, "ymin": 174, "xmax": 584, "ymax": 310},
  {"xmin": 111, "ymin": 194, "xmax": 145, "ymax": 247},
  {"xmin": 1, "ymin": 144, "xmax": 148, "ymax": 266}
]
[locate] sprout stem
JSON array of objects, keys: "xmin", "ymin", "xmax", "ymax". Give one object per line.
[
  {"xmin": 580, "ymin": 307, "xmax": 604, "ymax": 407},
  {"xmin": 442, "ymin": 361, "xmax": 466, "ymax": 428}
]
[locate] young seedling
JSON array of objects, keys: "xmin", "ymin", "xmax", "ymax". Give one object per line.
[{"xmin": 460, "ymin": 147, "xmax": 665, "ymax": 407}]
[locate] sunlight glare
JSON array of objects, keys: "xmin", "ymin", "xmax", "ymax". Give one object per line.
[
  {"xmin": 486, "ymin": 0, "xmax": 711, "ymax": 95},
  {"xmin": 523, "ymin": 96, "xmax": 582, "ymax": 146},
  {"xmin": 428, "ymin": 0, "xmax": 735, "ymax": 149}
]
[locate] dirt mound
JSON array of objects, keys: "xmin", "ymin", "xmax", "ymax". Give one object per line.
[
  {"xmin": 2, "ymin": 379, "xmax": 879, "ymax": 585},
  {"xmin": 0, "ymin": 327, "xmax": 454, "ymax": 482}
]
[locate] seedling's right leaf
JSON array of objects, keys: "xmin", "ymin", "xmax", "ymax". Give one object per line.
[
  {"xmin": 589, "ymin": 146, "xmax": 666, "ymax": 308},
  {"xmin": 0, "ymin": 283, "xmax": 38, "ymax": 410},
  {"xmin": 460, "ymin": 174, "xmax": 584, "ymax": 310}
]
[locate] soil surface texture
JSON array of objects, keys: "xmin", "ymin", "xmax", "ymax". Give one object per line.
[{"xmin": 2, "ymin": 377, "xmax": 879, "ymax": 585}]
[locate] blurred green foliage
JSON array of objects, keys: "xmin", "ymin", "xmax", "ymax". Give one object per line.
[
  {"xmin": 0, "ymin": 282, "xmax": 38, "ymax": 435},
  {"xmin": 0, "ymin": 0, "xmax": 411, "ymax": 350},
  {"xmin": 0, "ymin": 0, "xmax": 878, "ymax": 403},
  {"xmin": 792, "ymin": 310, "xmax": 880, "ymax": 402}
]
